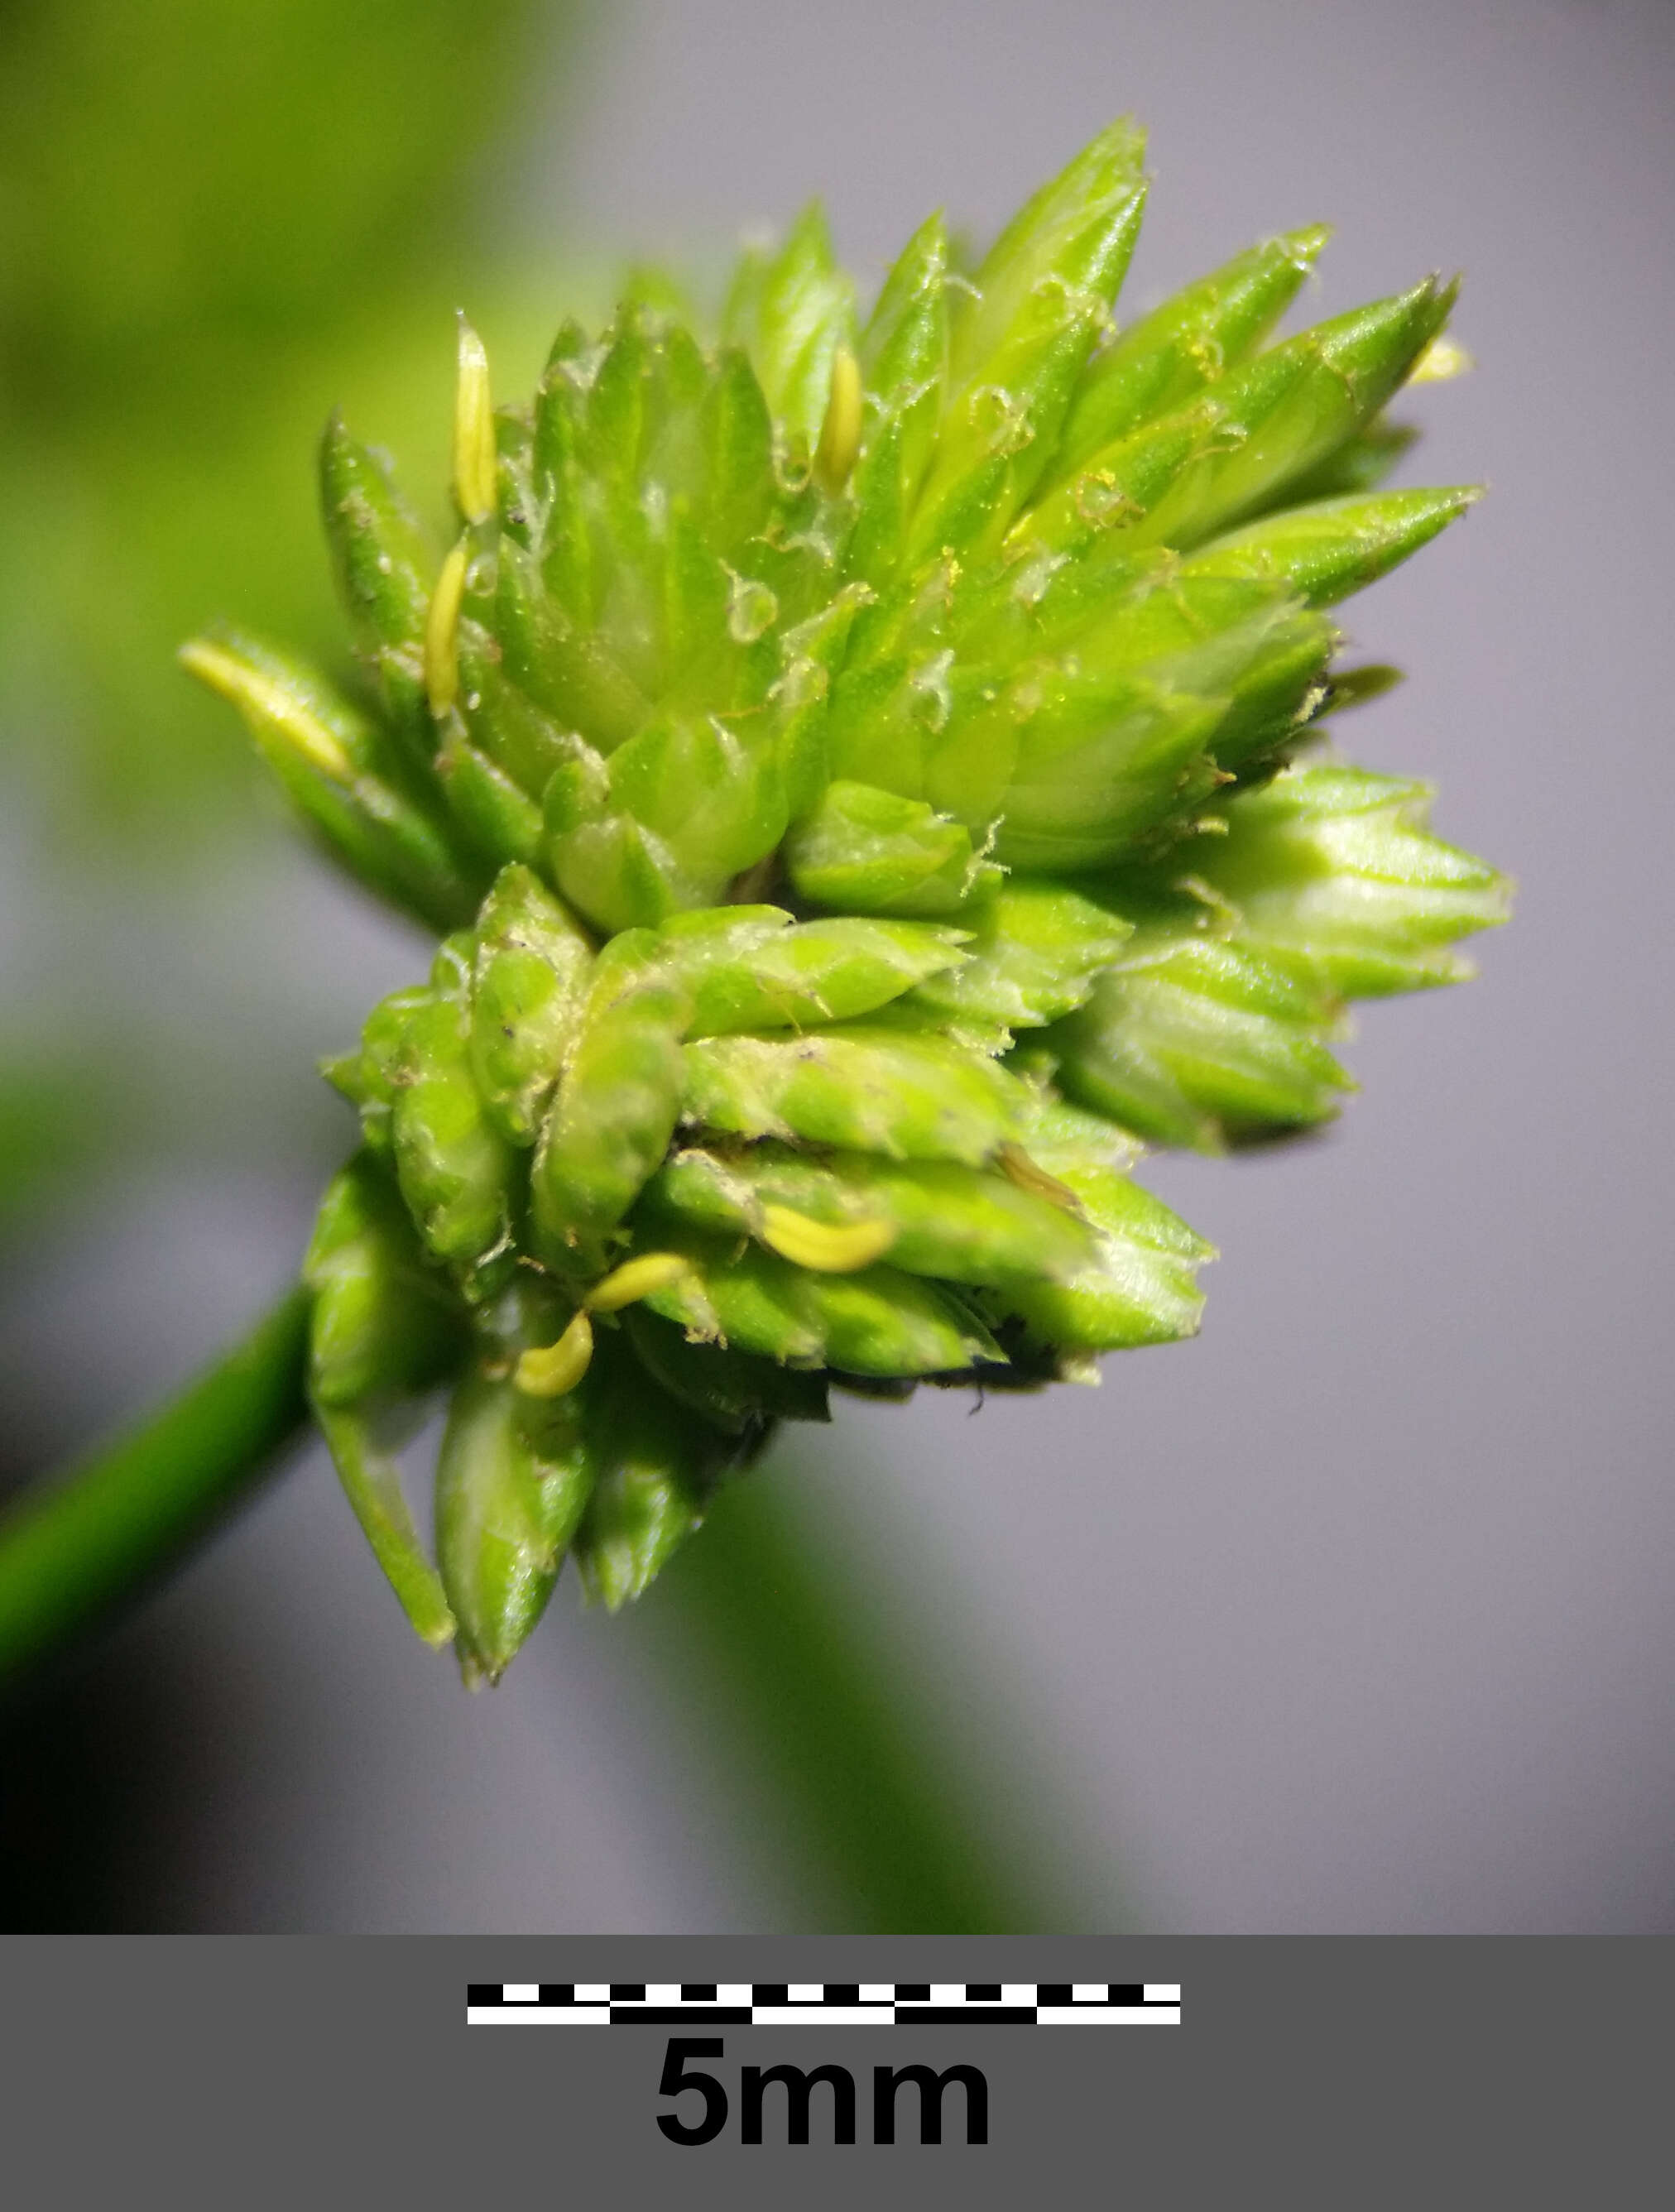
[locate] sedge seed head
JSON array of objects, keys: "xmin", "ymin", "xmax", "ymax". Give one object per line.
[{"xmin": 195, "ymin": 118, "xmax": 1508, "ymax": 1678}]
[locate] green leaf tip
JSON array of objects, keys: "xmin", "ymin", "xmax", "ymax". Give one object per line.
[{"xmin": 184, "ymin": 114, "xmax": 1505, "ymax": 1673}]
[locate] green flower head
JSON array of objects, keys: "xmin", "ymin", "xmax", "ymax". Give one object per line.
[{"xmin": 185, "ymin": 118, "xmax": 1507, "ymax": 1683}]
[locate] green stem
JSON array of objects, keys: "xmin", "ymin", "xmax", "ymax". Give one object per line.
[
  {"xmin": 649, "ymin": 1472, "xmax": 1075, "ymax": 1931},
  {"xmin": 0, "ymin": 1288, "xmax": 312, "ymax": 1682}
]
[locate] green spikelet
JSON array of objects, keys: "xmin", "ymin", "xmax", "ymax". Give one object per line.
[{"xmin": 185, "ymin": 119, "xmax": 1508, "ymax": 1677}]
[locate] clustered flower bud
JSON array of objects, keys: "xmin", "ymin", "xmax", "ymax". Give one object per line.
[{"xmin": 186, "ymin": 120, "xmax": 1506, "ymax": 1682}]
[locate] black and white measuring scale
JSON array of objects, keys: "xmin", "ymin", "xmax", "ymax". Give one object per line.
[{"xmin": 466, "ymin": 1981, "xmax": 1180, "ymax": 2027}]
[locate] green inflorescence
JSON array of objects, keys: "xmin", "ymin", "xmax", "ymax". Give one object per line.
[{"xmin": 185, "ymin": 119, "xmax": 1508, "ymax": 1683}]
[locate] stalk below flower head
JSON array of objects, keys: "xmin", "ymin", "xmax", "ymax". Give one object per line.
[{"xmin": 184, "ymin": 118, "xmax": 1508, "ymax": 1685}]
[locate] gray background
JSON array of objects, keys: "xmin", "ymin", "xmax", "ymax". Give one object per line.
[
  {"xmin": 3, "ymin": 0, "xmax": 1673, "ymax": 1931},
  {"xmin": 2, "ymin": 1937, "xmax": 1666, "ymax": 2202}
]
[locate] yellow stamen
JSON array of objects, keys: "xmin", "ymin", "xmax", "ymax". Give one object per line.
[
  {"xmin": 585, "ymin": 1251, "xmax": 694, "ymax": 1312},
  {"xmin": 514, "ymin": 1309, "xmax": 593, "ymax": 1399},
  {"xmin": 1409, "ymin": 334, "xmax": 1474, "ymax": 384},
  {"xmin": 454, "ymin": 315, "xmax": 497, "ymax": 523},
  {"xmin": 425, "ymin": 539, "xmax": 470, "ymax": 717},
  {"xmin": 814, "ymin": 343, "xmax": 864, "ymax": 493},
  {"xmin": 998, "ymin": 1142, "xmax": 1081, "ymax": 1211},
  {"xmin": 761, "ymin": 1204, "xmax": 895, "ymax": 1273},
  {"xmin": 178, "ymin": 639, "xmax": 352, "ymax": 781}
]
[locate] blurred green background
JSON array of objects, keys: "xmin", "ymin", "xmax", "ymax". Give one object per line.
[
  {"xmin": 0, "ymin": 0, "xmax": 582, "ymax": 845},
  {"xmin": 0, "ymin": 0, "xmax": 584, "ymax": 1302}
]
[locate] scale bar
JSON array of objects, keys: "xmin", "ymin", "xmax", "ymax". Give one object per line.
[{"xmin": 466, "ymin": 1980, "xmax": 1181, "ymax": 2027}]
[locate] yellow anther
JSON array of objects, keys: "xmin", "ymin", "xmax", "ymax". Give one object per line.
[
  {"xmin": 425, "ymin": 539, "xmax": 470, "ymax": 717},
  {"xmin": 998, "ymin": 1142, "xmax": 1081, "ymax": 1211},
  {"xmin": 760, "ymin": 1204, "xmax": 895, "ymax": 1273},
  {"xmin": 1409, "ymin": 334, "xmax": 1474, "ymax": 384},
  {"xmin": 454, "ymin": 315, "xmax": 498, "ymax": 523},
  {"xmin": 513, "ymin": 1309, "xmax": 593, "ymax": 1399},
  {"xmin": 585, "ymin": 1251, "xmax": 694, "ymax": 1312},
  {"xmin": 814, "ymin": 343, "xmax": 864, "ymax": 493},
  {"xmin": 178, "ymin": 639, "xmax": 352, "ymax": 781}
]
